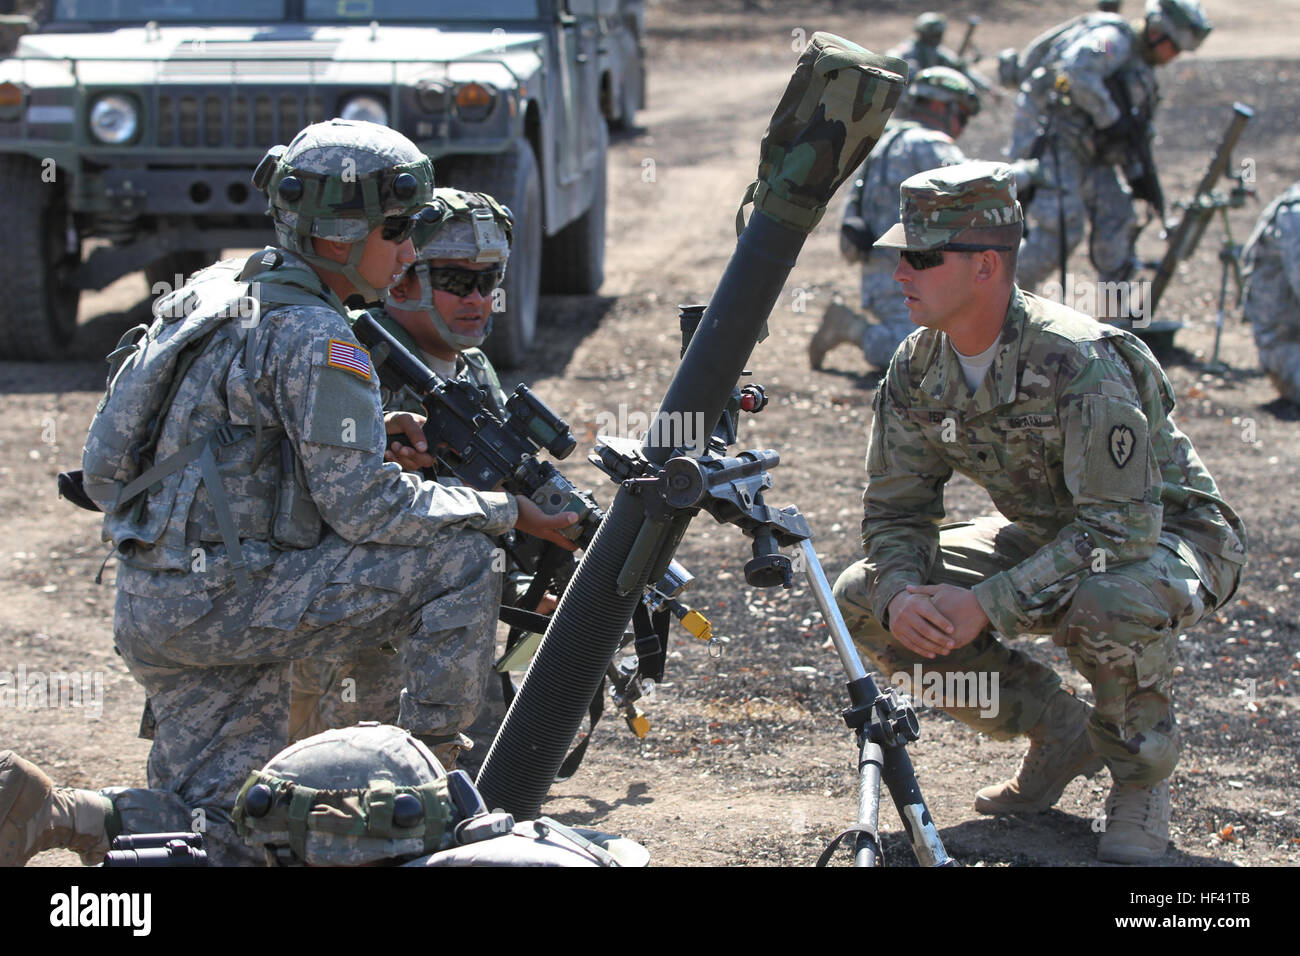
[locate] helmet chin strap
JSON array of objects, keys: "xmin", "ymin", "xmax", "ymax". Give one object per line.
[
  {"xmin": 386, "ymin": 263, "xmax": 490, "ymax": 349},
  {"xmin": 300, "ymin": 237, "xmax": 389, "ymax": 304}
]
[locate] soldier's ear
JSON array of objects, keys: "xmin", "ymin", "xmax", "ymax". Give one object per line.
[{"xmin": 311, "ymin": 236, "xmax": 351, "ymax": 264}]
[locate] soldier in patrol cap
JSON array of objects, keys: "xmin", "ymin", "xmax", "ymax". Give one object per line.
[
  {"xmin": 289, "ymin": 187, "xmax": 549, "ymax": 774},
  {"xmin": 0, "ymin": 120, "xmax": 577, "ymax": 867},
  {"xmin": 831, "ymin": 161, "xmax": 1246, "ymax": 863}
]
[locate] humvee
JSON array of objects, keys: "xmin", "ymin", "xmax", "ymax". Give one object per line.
[{"xmin": 0, "ymin": 0, "xmax": 641, "ymax": 366}]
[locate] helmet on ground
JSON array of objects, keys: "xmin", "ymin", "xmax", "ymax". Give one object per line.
[
  {"xmin": 387, "ymin": 187, "xmax": 514, "ymax": 349},
  {"xmin": 911, "ymin": 66, "xmax": 981, "ymax": 118},
  {"xmin": 252, "ymin": 119, "xmax": 436, "ymax": 301},
  {"xmin": 233, "ymin": 723, "xmax": 456, "ymax": 866},
  {"xmin": 1144, "ymin": 0, "xmax": 1212, "ymax": 52}
]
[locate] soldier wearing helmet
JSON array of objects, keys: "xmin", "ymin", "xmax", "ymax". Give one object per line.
[
  {"xmin": 0, "ymin": 121, "xmax": 576, "ymax": 868},
  {"xmin": 289, "ymin": 188, "xmax": 554, "ymax": 774},
  {"xmin": 886, "ymin": 11, "xmax": 996, "ymax": 101},
  {"xmin": 1008, "ymin": 0, "xmax": 1212, "ymax": 298},
  {"xmin": 812, "ymin": 68, "xmax": 1044, "ymax": 371}
]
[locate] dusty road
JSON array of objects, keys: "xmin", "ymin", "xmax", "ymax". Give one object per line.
[{"xmin": 2, "ymin": 0, "xmax": 1298, "ymax": 867}]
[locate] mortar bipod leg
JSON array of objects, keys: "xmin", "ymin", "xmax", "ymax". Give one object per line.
[{"xmin": 796, "ymin": 539, "xmax": 955, "ymax": 866}]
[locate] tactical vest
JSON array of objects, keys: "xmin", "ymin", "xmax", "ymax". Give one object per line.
[{"xmin": 82, "ymin": 249, "xmax": 341, "ymax": 589}]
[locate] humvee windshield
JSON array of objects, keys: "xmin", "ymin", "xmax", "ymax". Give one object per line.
[{"xmin": 52, "ymin": 0, "xmax": 542, "ymax": 22}]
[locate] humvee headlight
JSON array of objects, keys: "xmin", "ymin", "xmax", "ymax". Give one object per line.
[
  {"xmin": 89, "ymin": 94, "xmax": 139, "ymax": 144},
  {"xmin": 0, "ymin": 82, "xmax": 24, "ymax": 122},
  {"xmin": 339, "ymin": 95, "xmax": 388, "ymax": 127},
  {"xmin": 454, "ymin": 83, "xmax": 496, "ymax": 122}
]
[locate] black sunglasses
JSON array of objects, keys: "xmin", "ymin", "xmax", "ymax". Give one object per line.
[
  {"xmin": 380, "ymin": 204, "xmax": 442, "ymax": 243},
  {"xmin": 901, "ymin": 242, "xmax": 1017, "ymax": 270},
  {"xmin": 426, "ymin": 265, "xmax": 503, "ymax": 298}
]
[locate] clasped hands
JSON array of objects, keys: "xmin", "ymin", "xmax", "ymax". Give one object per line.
[{"xmin": 887, "ymin": 583, "xmax": 990, "ymax": 660}]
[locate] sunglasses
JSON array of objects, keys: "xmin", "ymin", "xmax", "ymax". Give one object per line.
[
  {"xmin": 380, "ymin": 204, "xmax": 443, "ymax": 243},
  {"xmin": 900, "ymin": 242, "xmax": 1018, "ymax": 270},
  {"xmin": 426, "ymin": 265, "xmax": 503, "ymax": 298}
]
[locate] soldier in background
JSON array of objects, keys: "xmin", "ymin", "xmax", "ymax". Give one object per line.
[
  {"xmin": 886, "ymin": 12, "xmax": 996, "ymax": 98},
  {"xmin": 1009, "ymin": 0, "xmax": 1212, "ymax": 294},
  {"xmin": 832, "ymin": 163, "xmax": 1246, "ymax": 863},
  {"xmin": 1241, "ymin": 182, "xmax": 1300, "ymax": 405},
  {"xmin": 811, "ymin": 68, "xmax": 1043, "ymax": 372}
]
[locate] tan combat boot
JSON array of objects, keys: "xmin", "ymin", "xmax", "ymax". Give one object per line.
[
  {"xmin": 1097, "ymin": 779, "xmax": 1171, "ymax": 864},
  {"xmin": 809, "ymin": 299, "xmax": 869, "ymax": 370},
  {"xmin": 974, "ymin": 690, "xmax": 1105, "ymax": 814},
  {"xmin": 0, "ymin": 751, "xmax": 112, "ymax": 866}
]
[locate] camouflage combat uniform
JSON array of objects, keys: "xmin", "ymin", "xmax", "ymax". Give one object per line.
[
  {"xmin": 289, "ymin": 309, "xmax": 512, "ymax": 749},
  {"xmin": 833, "ymin": 286, "xmax": 1247, "ymax": 785},
  {"xmin": 1241, "ymin": 181, "xmax": 1300, "ymax": 404},
  {"xmin": 1009, "ymin": 12, "xmax": 1157, "ymax": 290},
  {"xmin": 109, "ymin": 248, "xmax": 516, "ymax": 865},
  {"xmin": 841, "ymin": 121, "xmax": 967, "ymax": 366}
]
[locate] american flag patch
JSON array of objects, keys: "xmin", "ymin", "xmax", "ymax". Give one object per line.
[{"xmin": 327, "ymin": 339, "xmax": 372, "ymax": 380}]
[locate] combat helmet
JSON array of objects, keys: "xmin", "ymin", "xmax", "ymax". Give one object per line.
[
  {"xmin": 911, "ymin": 66, "xmax": 981, "ymax": 119},
  {"xmin": 233, "ymin": 723, "xmax": 459, "ymax": 866},
  {"xmin": 387, "ymin": 186, "xmax": 514, "ymax": 349},
  {"xmin": 1144, "ymin": 0, "xmax": 1212, "ymax": 52},
  {"xmin": 251, "ymin": 118, "xmax": 437, "ymax": 302},
  {"xmin": 915, "ymin": 12, "xmax": 947, "ymax": 43}
]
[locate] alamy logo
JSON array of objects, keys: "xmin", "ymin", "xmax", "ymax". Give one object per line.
[
  {"xmin": 49, "ymin": 887, "xmax": 152, "ymax": 936},
  {"xmin": 0, "ymin": 664, "xmax": 103, "ymax": 719},
  {"xmin": 889, "ymin": 664, "xmax": 999, "ymax": 719},
  {"xmin": 593, "ymin": 405, "xmax": 708, "ymax": 454}
]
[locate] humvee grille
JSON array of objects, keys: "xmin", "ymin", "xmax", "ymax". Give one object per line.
[{"xmin": 156, "ymin": 90, "xmax": 326, "ymax": 148}]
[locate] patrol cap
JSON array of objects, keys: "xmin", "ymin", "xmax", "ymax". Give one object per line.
[{"xmin": 875, "ymin": 160, "xmax": 1023, "ymax": 252}]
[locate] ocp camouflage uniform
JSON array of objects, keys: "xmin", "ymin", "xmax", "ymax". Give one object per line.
[
  {"xmin": 1241, "ymin": 181, "xmax": 1300, "ymax": 404},
  {"xmin": 842, "ymin": 121, "xmax": 968, "ymax": 366},
  {"xmin": 289, "ymin": 309, "xmax": 512, "ymax": 748},
  {"xmin": 833, "ymin": 288, "xmax": 1247, "ymax": 785},
  {"xmin": 110, "ymin": 248, "xmax": 515, "ymax": 865},
  {"xmin": 1009, "ymin": 11, "xmax": 1157, "ymax": 290}
]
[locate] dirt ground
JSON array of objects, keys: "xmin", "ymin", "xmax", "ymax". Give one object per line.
[{"xmin": 2, "ymin": 0, "xmax": 1298, "ymax": 869}]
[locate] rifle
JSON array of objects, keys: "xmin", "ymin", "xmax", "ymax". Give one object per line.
[
  {"xmin": 352, "ymin": 310, "xmax": 600, "ymax": 546},
  {"xmin": 351, "ymin": 311, "xmax": 716, "ymax": 755},
  {"xmin": 1147, "ymin": 103, "xmax": 1255, "ymax": 328},
  {"xmin": 1102, "ymin": 73, "xmax": 1164, "ymax": 221}
]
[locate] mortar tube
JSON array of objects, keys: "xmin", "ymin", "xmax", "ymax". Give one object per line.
[{"xmin": 475, "ymin": 212, "xmax": 807, "ymax": 818}]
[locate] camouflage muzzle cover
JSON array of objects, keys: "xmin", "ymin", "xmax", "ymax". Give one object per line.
[{"xmin": 738, "ymin": 33, "xmax": 907, "ymax": 236}]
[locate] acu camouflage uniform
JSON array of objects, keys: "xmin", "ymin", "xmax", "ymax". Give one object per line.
[
  {"xmin": 289, "ymin": 308, "xmax": 514, "ymax": 754},
  {"xmin": 1009, "ymin": 11, "xmax": 1158, "ymax": 290},
  {"xmin": 835, "ymin": 163, "xmax": 1245, "ymax": 788},
  {"xmin": 107, "ymin": 246, "xmax": 515, "ymax": 866},
  {"xmin": 841, "ymin": 120, "xmax": 968, "ymax": 366},
  {"xmin": 1241, "ymin": 181, "xmax": 1300, "ymax": 404},
  {"xmin": 885, "ymin": 25, "xmax": 993, "ymax": 101}
]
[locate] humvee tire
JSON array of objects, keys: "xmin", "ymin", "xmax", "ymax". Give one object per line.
[{"xmin": 0, "ymin": 156, "xmax": 81, "ymax": 360}]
